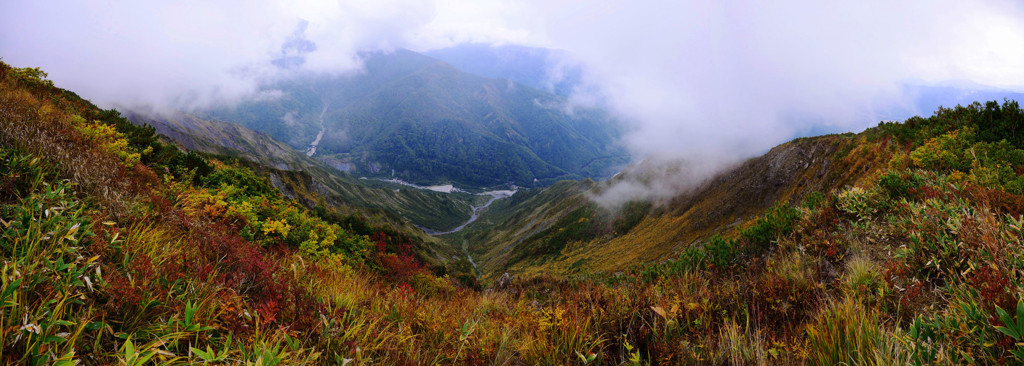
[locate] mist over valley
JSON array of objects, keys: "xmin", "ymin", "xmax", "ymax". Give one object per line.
[{"xmin": 3, "ymin": 1, "xmax": 1024, "ymax": 363}]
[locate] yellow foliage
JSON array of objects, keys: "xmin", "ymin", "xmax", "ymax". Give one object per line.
[
  {"xmin": 262, "ymin": 218, "xmax": 292, "ymax": 237},
  {"xmin": 227, "ymin": 199, "xmax": 254, "ymax": 219},
  {"xmin": 74, "ymin": 118, "xmax": 144, "ymax": 168},
  {"xmin": 909, "ymin": 129, "xmax": 972, "ymax": 172},
  {"xmin": 538, "ymin": 308, "xmax": 566, "ymax": 332},
  {"xmin": 178, "ymin": 188, "xmax": 231, "ymax": 219}
]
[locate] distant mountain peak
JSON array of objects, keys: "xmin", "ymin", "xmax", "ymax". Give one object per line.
[{"xmin": 190, "ymin": 48, "xmax": 627, "ymax": 188}]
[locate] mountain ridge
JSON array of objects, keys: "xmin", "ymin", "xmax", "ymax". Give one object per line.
[
  {"xmin": 196, "ymin": 48, "xmax": 628, "ymax": 188},
  {"xmin": 453, "ymin": 133, "xmax": 871, "ymax": 279}
]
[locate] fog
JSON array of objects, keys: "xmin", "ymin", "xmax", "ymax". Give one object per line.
[
  {"xmin": 0, "ymin": 0, "xmax": 437, "ymax": 112},
  {"xmin": 523, "ymin": 0, "xmax": 1024, "ymax": 206},
  {"xmin": 535, "ymin": 1, "xmax": 1024, "ymax": 158},
  {"xmin": 4, "ymin": 0, "xmax": 1024, "ymax": 203}
]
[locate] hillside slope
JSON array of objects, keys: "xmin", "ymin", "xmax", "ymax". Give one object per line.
[
  {"xmin": 124, "ymin": 110, "xmax": 311, "ymax": 171},
  {"xmin": 465, "ymin": 102, "xmax": 1023, "ymax": 282},
  {"xmin": 126, "ymin": 111, "xmax": 485, "ymax": 239},
  {"xmin": 6, "ymin": 60, "xmax": 1024, "ymax": 364},
  {"xmin": 458, "ymin": 134, "xmax": 874, "ymax": 278}
]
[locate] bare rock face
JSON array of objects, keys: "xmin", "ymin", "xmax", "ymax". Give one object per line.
[
  {"xmin": 269, "ymin": 173, "xmax": 295, "ymax": 200},
  {"xmin": 495, "ymin": 272, "xmax": 512, "ymax": 290}
]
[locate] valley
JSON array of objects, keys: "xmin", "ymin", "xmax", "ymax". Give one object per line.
[
  {"xmin": 304, "ymin": 100, "xmax": 328, "ymax": 157},
  {"xmin": 125, "ymin": 110, "xmax": 483, "ymax": 252},
  {"xmin": 7, "ymin": 0, "xmax": 1024, "ymax": 363},
  {"xmin": 197, "ymin": 49, "xmax": 629, "ymax": 188},
  {"xmin": 420, "ymin": 188, "xmax": 517, "ymax": 236},
  {"xmin": 4, "ymin": 41, "xmax": 1024, "ymax": 363},
  {"xmin": 459, "ymin": 136, "xmax": 864, "ymax": 279}
]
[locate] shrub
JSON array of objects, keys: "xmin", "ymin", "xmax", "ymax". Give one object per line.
[
  {"xmin": 704, "ymin": 235, "xmax": 740, "ymax": 270},
  {"xmin": 802, "ymin": 191, "xmax": 826, "ymax": 210},
  {"xmin": 652, "ymin": 234, "xmax": 740, "ymax": 278},
  {"xmin": 877, "ymin": 170, "xmax": 923, "ymax": 201},
  {"xmin": 7, "ymin": 65, "xmax": 54, "ymax": 88},
  {"xmin": 741, "ymin": 203, "xmax": 799, "ymax": 255},
  {"xmin": 201, "ymin": 163, "xmax": 278, "ymax": 198},
  {"xmin": 612, "ymin": 201, "xmax": 651, "ymax": 234},
  {"xmin": 911, "ymin": 129, "xmax": 974, "ymax": 172},
  {"xmin": 74, "ymin": 117, "xmax": 147, "ymax": 168},
  {"xmin": 906, "ymin": 286, "xmax": 1018, "ymax": 363},
  {"xmin": 837, "ymin": 187, "xmax": 876, "ymax": 222},
  {"xmin": 371, "ymin": 233, "xmax": 425, "ymax": 280}
]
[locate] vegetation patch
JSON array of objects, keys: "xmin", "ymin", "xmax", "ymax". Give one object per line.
[{"xmin": 4, "ymin": 60, "xmax": 1024, "ymax": 364}]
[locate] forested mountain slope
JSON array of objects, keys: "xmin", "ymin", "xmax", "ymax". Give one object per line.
[
  {"xmin": 198, "ymin": 49, "xmax": 628, "ymax": 187},
  {"xmin": 424, "ymin": 43, "xmax": 583, "ymax": 97}
]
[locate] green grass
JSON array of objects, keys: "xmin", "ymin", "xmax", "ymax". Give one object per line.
[{"xmin": 6, "ymin": 60, "xmax": 1024, "ymax": 364}]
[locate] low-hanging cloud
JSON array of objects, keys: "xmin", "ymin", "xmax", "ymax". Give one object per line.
[
  {"xmin": 4, "ymin": 0, "xmax": 1024, "ymax": 205},
  {"xmin": 587, "ymin": 154, "xmax": 735, "ymax": 210},
  {"xmin": 532, "ymin": 0, "xmax": 1024, "ymax": 160},
  {"xmin": 522, "ymin": 0, "xmax": 1024, "ymax": 206},
  {"xmin": 0, "ymin": 0, "xmax": 438, "ymax": 112}
]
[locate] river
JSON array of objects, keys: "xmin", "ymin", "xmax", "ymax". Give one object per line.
[
  {"xmin": 420, "ymin": 189, "xmax": 515, "ymax": 236},
  {"xmin": 420, "ymin": 189, "xmax": 515, "ymax": 271},
  {"xmin": 305, "ymin": 102, "xmax": 328, "ymax": 157}
]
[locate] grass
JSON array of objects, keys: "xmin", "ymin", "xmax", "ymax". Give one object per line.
[
  {"xmin": 806, "ymin": 296, "xmax": 885, "ymax": 366},
  {"xmin": 4, "ymin": 60, "xmax": 1024, "ymax": 364}
]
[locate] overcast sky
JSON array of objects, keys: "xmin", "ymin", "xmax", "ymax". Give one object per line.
[{"xmin": 3, "ymin": 0, "xmax": 1024, "ymax": 160}]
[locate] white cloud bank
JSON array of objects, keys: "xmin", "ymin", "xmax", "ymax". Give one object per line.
[
  {"xmin": 530, "ymin": 0, "xmax": 1024, "ymax": 159},
  {"xmin": 3, "ymin": 0, "xmax": 1023, "ymax": 163}
]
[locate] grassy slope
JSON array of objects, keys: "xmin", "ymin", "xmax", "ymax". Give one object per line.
[
  {"xmin": 6, "ymin": 61, "xmax": 1024, "ymax": 365},
  {"xmin": 464, "ymin": 134, "xmax": 877, "ymax": 280},
  {"xmin": 447, "ymin": 179, "xmax": 598, "ymax": 275},
  {"xmin": 124, "ymin": 111, "xmax": 312, "ymax": 171}
]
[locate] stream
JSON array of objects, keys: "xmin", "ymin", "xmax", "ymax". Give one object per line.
[{"xmin": 305, "ymin": 102, "xmax": 328, "ymax": 157}]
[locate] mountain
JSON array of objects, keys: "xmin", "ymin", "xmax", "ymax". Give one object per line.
[
  {"xmin": 8, "ymin": 59, "xmax": 1024, "ymax": 364},
  {"xmin": 196, "ymin": 49, "xmax": 627, "ymax": 188},
  {"xmin": 423, "ymin": 43, "xmax": 583, "ymax": 96},
  {"xmin": 451, "ymin": 134, "xmax": 869, "ymax": 279},
  {"xmin": 125, "ymin": 110, "xmax": 489, "ymax": 237},
  {"xmin": 124, "ymin": 110, "xmax": 311, "ymax": 171},
  {"xmin": 458, "ymin": 101, "xmax": 1024, "ymax": 280}
]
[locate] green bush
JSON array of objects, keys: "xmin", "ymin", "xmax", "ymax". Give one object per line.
[
  {"xmin": 741, "ymin": 203, "xmax": 799, "ymax": 255},
  {"xmin": 802, "ymin": 191, "xmax": 826, "ymax": 210},
  {"xmin": 705, "ymin": 235, "xmax": 740, "ymax": 270},
  {"xmin": 201, "ymin": 164, "xmax": 279, "ymax": 198},
  {"xmin": 911, "ymin": 129, "xmax": 974, "ymax": 172},
  {"xmin": 877, "ymin": 171, "xmax": 923, "ymax": 201}
]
